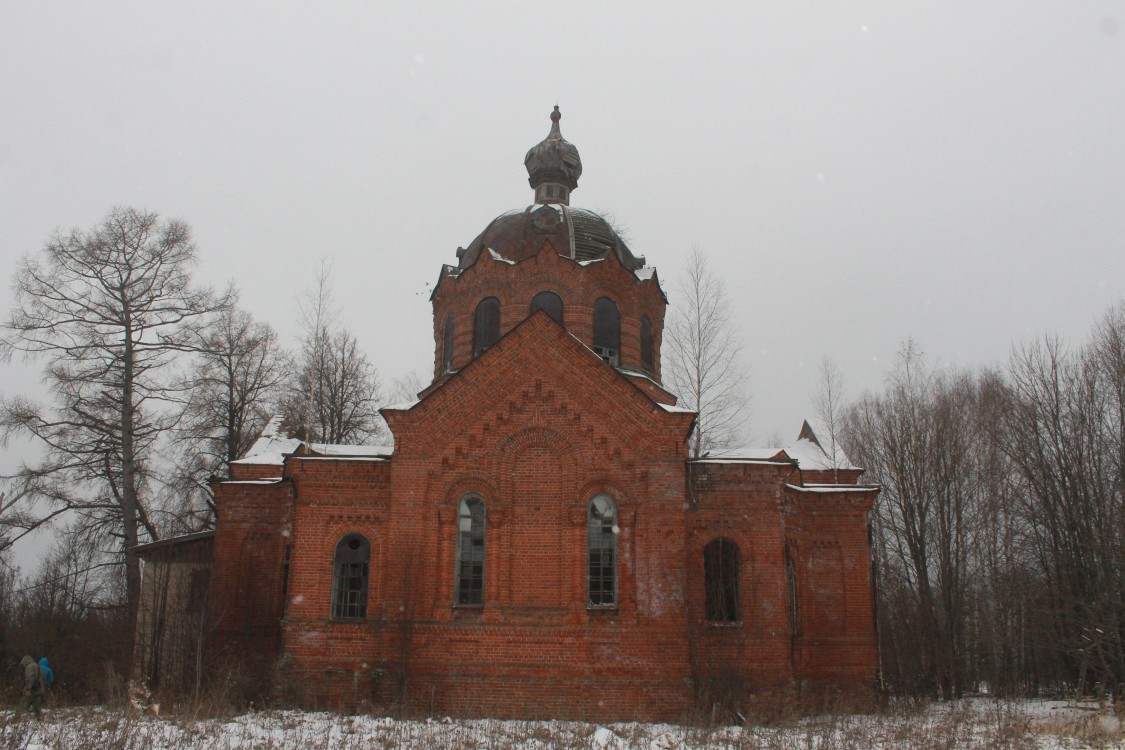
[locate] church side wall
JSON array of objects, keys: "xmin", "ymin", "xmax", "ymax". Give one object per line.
[
  {"xmin": 687, "ymin": 462, "xmax": 798, "ymax": 700},
  {"xmin": 208, "ymin": 479, "xmax": 294, "ymax": 697},
  {"xmin": 783, "ymin": 486, "xmax": 878, "ymax": 695},
  {"xmin": 278, "ymin": 458, "xmax": 394, "ymax": 709}
]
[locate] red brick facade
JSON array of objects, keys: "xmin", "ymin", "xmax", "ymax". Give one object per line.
[{"xmin": 203, "ymin": 110, "xmax": 878, "ymax": 720}]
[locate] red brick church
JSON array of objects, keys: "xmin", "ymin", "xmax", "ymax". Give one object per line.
[{"xmin": 136, "ymin": 108, "xmax": 878, "ymax": 719}]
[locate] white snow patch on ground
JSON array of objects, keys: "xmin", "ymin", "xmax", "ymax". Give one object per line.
[{"xmin": 0, "ymin": 698, "xmax": 1121, "ymax": 749}]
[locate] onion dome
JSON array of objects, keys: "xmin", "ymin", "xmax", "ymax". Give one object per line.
[{"xmin": 524, "ymin": 106, "xmax": 582, "ymax": 205}]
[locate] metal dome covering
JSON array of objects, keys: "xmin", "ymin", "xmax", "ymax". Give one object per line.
[{"xmin": 456, "ymin": 204, "xmax": 642, "ymax": 271}]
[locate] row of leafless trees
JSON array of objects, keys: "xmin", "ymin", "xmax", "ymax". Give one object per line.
[
  {"xmin": 841, "ymin": 302, "xmax": 1124, "ymax": 699},
  {"xmin": 0, "ymin": 207, "xmax": 388, "ymax": 674}
]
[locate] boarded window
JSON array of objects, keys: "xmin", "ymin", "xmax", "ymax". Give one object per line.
[
  {"xmin": 640, "ymin": 315, "xmax": 654, "ymax": 372},
  {"xmin": 587, "ymin": 494, "xmax": 617, "ymax": 607},
  {"xmin": 530, "ymin": 291, "xmax": 564, "ymax": 325},
  {"xmin": 704, "ymin": 538, "xmax": 740, "ymax": 622},
  {"xmin": 456, "ymin": 496, "xmax": 486, "ymax": 606},
  {"xmin": 592, "ymin": 297, "xmax": 621, "ymax": 365},
  {"xmin": 331, "ymin": 533, "xmax": 370, "ymax": 620},
  {"xmin": 442, "ymin": 313, "xmax": 455, "ymax": 371},
  {"xmin": 473, "ymin": 297, "xmax": 501, "ymax": 357}
]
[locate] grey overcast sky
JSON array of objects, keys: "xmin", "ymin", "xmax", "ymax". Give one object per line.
[{"xmin": 2, "ymin": 1, "xmax": 1123, "ymax": 445}]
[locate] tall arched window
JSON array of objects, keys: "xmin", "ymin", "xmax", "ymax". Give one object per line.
[
  {"xmin": 587, "ymin": 494, "xmax": 617, "ymax": 607},
  {"xmin": 530, "ymin": 291, "xmax": 564, "ymax": 324},
  {"xmin": 441, "ymin": 313, "xmax": 455, "ymax": 372},
  {"xmin": 640, "ymin": 315, "xmax": 654, "ymax": 372},
  {"xmin": 331, "ymin": 533, "xmax": 370, "ymax": 620},
  {"xmin": 473, "ymin": 297, "xmax": 501, "ymax": 357},
  {"xmin": 704, "ymin": 538, "xmax": 740, "ymax": 622},
  {"xmin": 592, "ymin": 297, "xmax": 621, "ymax": 366},
  {"xmin": 456, "ymin": 495, "xmax": 487, "ymax": 606}
]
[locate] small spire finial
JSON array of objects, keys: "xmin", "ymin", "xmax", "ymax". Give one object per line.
[{"xmin": 551, "ymin": 105, "xmax": 561, "ymax": 123}]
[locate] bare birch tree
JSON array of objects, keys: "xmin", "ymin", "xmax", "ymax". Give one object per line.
[
  {"xmin": 665, "ymin": 248, "xmax": 749, "ymax": 457},
  {"xmin": 813, "ymin": 356, "xmax": 848, "ymax": 481},
  {"xmin": 0, "ymin": 206, "xmax": 227, "ymax": 662}
]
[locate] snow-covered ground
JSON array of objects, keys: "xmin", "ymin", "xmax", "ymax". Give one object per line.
[{"xmin": 2, "ymin": 698, "xmax": 1121, "ymax": 749}]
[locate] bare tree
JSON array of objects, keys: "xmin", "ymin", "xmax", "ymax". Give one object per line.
[
  {"xmin": 281, "ymin": 263, "xmax": 384, "ymax": 444},
  {"xmin": 170, "ymin": 302, "xmax": 288, "ymax": 529},
  {"xmin": 813, "ymin": 356, "xmax": 847, "ymax": 481},
  {"xmin": 844, "ymin": 343, "xmax": 980, "ymax": 698},
  {"xmin": 387, "ymin": 371, "xmax": 425, "ymax": 405},
  {"xmin": 998, "ymin": 309, "xmax": 1125, "ymax": 696},
  {"xmin": 0, "ymin": 206, "xmax": 227, "ymax": 663},
  {"xmin": 664, "ymin": 248, "xmax": 749, "ymax": 457}
]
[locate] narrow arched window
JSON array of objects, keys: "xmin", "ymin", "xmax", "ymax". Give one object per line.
[
  {"xmin": 331, "ymin": 533, "xmax": 370, "ymax": 620},
  {"xmin": 473, "ymin": 297, "xmax": 501, "ymax": 357},
  {"xmin": 530, "ymin": 291, "xmax": 564, "ymax": 325},
  {"xmin": 456, "ymin": 495, "xmax": 486, "ymax": 606},
  {"xmin": 640, "ymin": 315, "xmax": 654, "ymax": 372},
  {"xmin": 442, "ymin": 313, "xmax": 456, "ymax": 372},
  {"xmin": 587, "ymin": 494, "xmax": 617, "ymax": 607},
  {"xmin": 704, "ymin": 538, "xmax": 740, "ymax": 622},
  {"xmin": 592, "ymin": 297, "xmax": 621, "ymax": 365}
]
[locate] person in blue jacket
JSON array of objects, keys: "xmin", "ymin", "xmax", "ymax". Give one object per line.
[{"xmin": 38, "ymin": 657, "xmax": 55, "ymax": 689}]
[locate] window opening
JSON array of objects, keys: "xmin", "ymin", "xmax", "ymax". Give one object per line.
[
  {"xmin": 640, "ymin": 315, "xmax": 654, "ymax": 372},
  {"xmin": 456, "ymin": 496, "xmax": 486, "ymax": 606},
  {"xmin": 704, "ymin": 538, "xmax": 740, "ymax": 622},
  {"xmin": 592, "ymin": 297, "xmax": 621, "ymax": 366},
  {"xmin": 473, "ymin": 297, "xmax": 501, "ymax": 357},
  {"xmin": 442, "ymin": 313, "xmax": 456, "ymax": 371},
  {"xmin": 587, "ymin": 494, "xmax": 617, "ymax": 607},
  {"xmin": 331, "ymin": 533, "xmax": 370, "ymax": 620},
  {"xmin": 530, "ymin": 291, "xmax": 564, "ymax": 325}
]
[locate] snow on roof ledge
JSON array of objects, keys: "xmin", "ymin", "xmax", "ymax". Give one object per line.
[
  {"xmin": 695, "ymin": 446, "xmax": 791, "ymax": 462},
  {"xmin": 232, "ymin": 415, "xmax": 396, "ymax": 465},
  {"xmin": 304, "ymin": 442, "xmax": 394, "ymax": 458}
]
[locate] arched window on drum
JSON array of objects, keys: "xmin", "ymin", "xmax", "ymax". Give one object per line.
[
  {"xmin": 530, "ymin": 291, "xmax": 564, "ymax": 325},
  {"xmin": 473, "ymin": 297, "xmax": 501, "ymax": 357},
  {"xmin": 592, "ymin": 298, "xmax": 620, "ymax": 366}
]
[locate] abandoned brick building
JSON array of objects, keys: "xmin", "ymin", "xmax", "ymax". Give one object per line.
[{"xmin": 135, "ymin": 108, "xmax": 878, "ymax": 719}]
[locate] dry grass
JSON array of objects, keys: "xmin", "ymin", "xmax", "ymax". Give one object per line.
[{"xmin": 0, "ymin": 698, "xmax": 1120, "ymax": 749}]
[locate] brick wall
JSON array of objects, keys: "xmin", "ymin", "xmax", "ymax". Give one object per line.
[
  {"xmin": 431, "ymin": 242, "xmax": 667, "ymax": 384},
  {"xmin": 207, "ymin": 303, "xmax": 877, "ymax": 720}
]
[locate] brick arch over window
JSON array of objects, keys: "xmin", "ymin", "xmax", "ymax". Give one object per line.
[
  {"xmin": 592, "ymin": 297, "xmax": 620, "ymax": 365},
  {"xmin": 473, "ymin": 296, "xmax": 500, "ymax": 357},
  {"xmin": 331, "ymin": 533, "xmax": 370, "ymax": 620},
  {"xmin": 587, "ymin": 494, "xmax": 617, "ymax": 607},
  {"xmin": 455, "ymin": 494, "xmax": 487, "ymax": 606},
  {"xmin": 704, "ymin": 537, "xmax": 740, "ymax": 623},
  {"xmin": 530, "ymin": 291, "xmax": 564, "ymax": 325}
]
